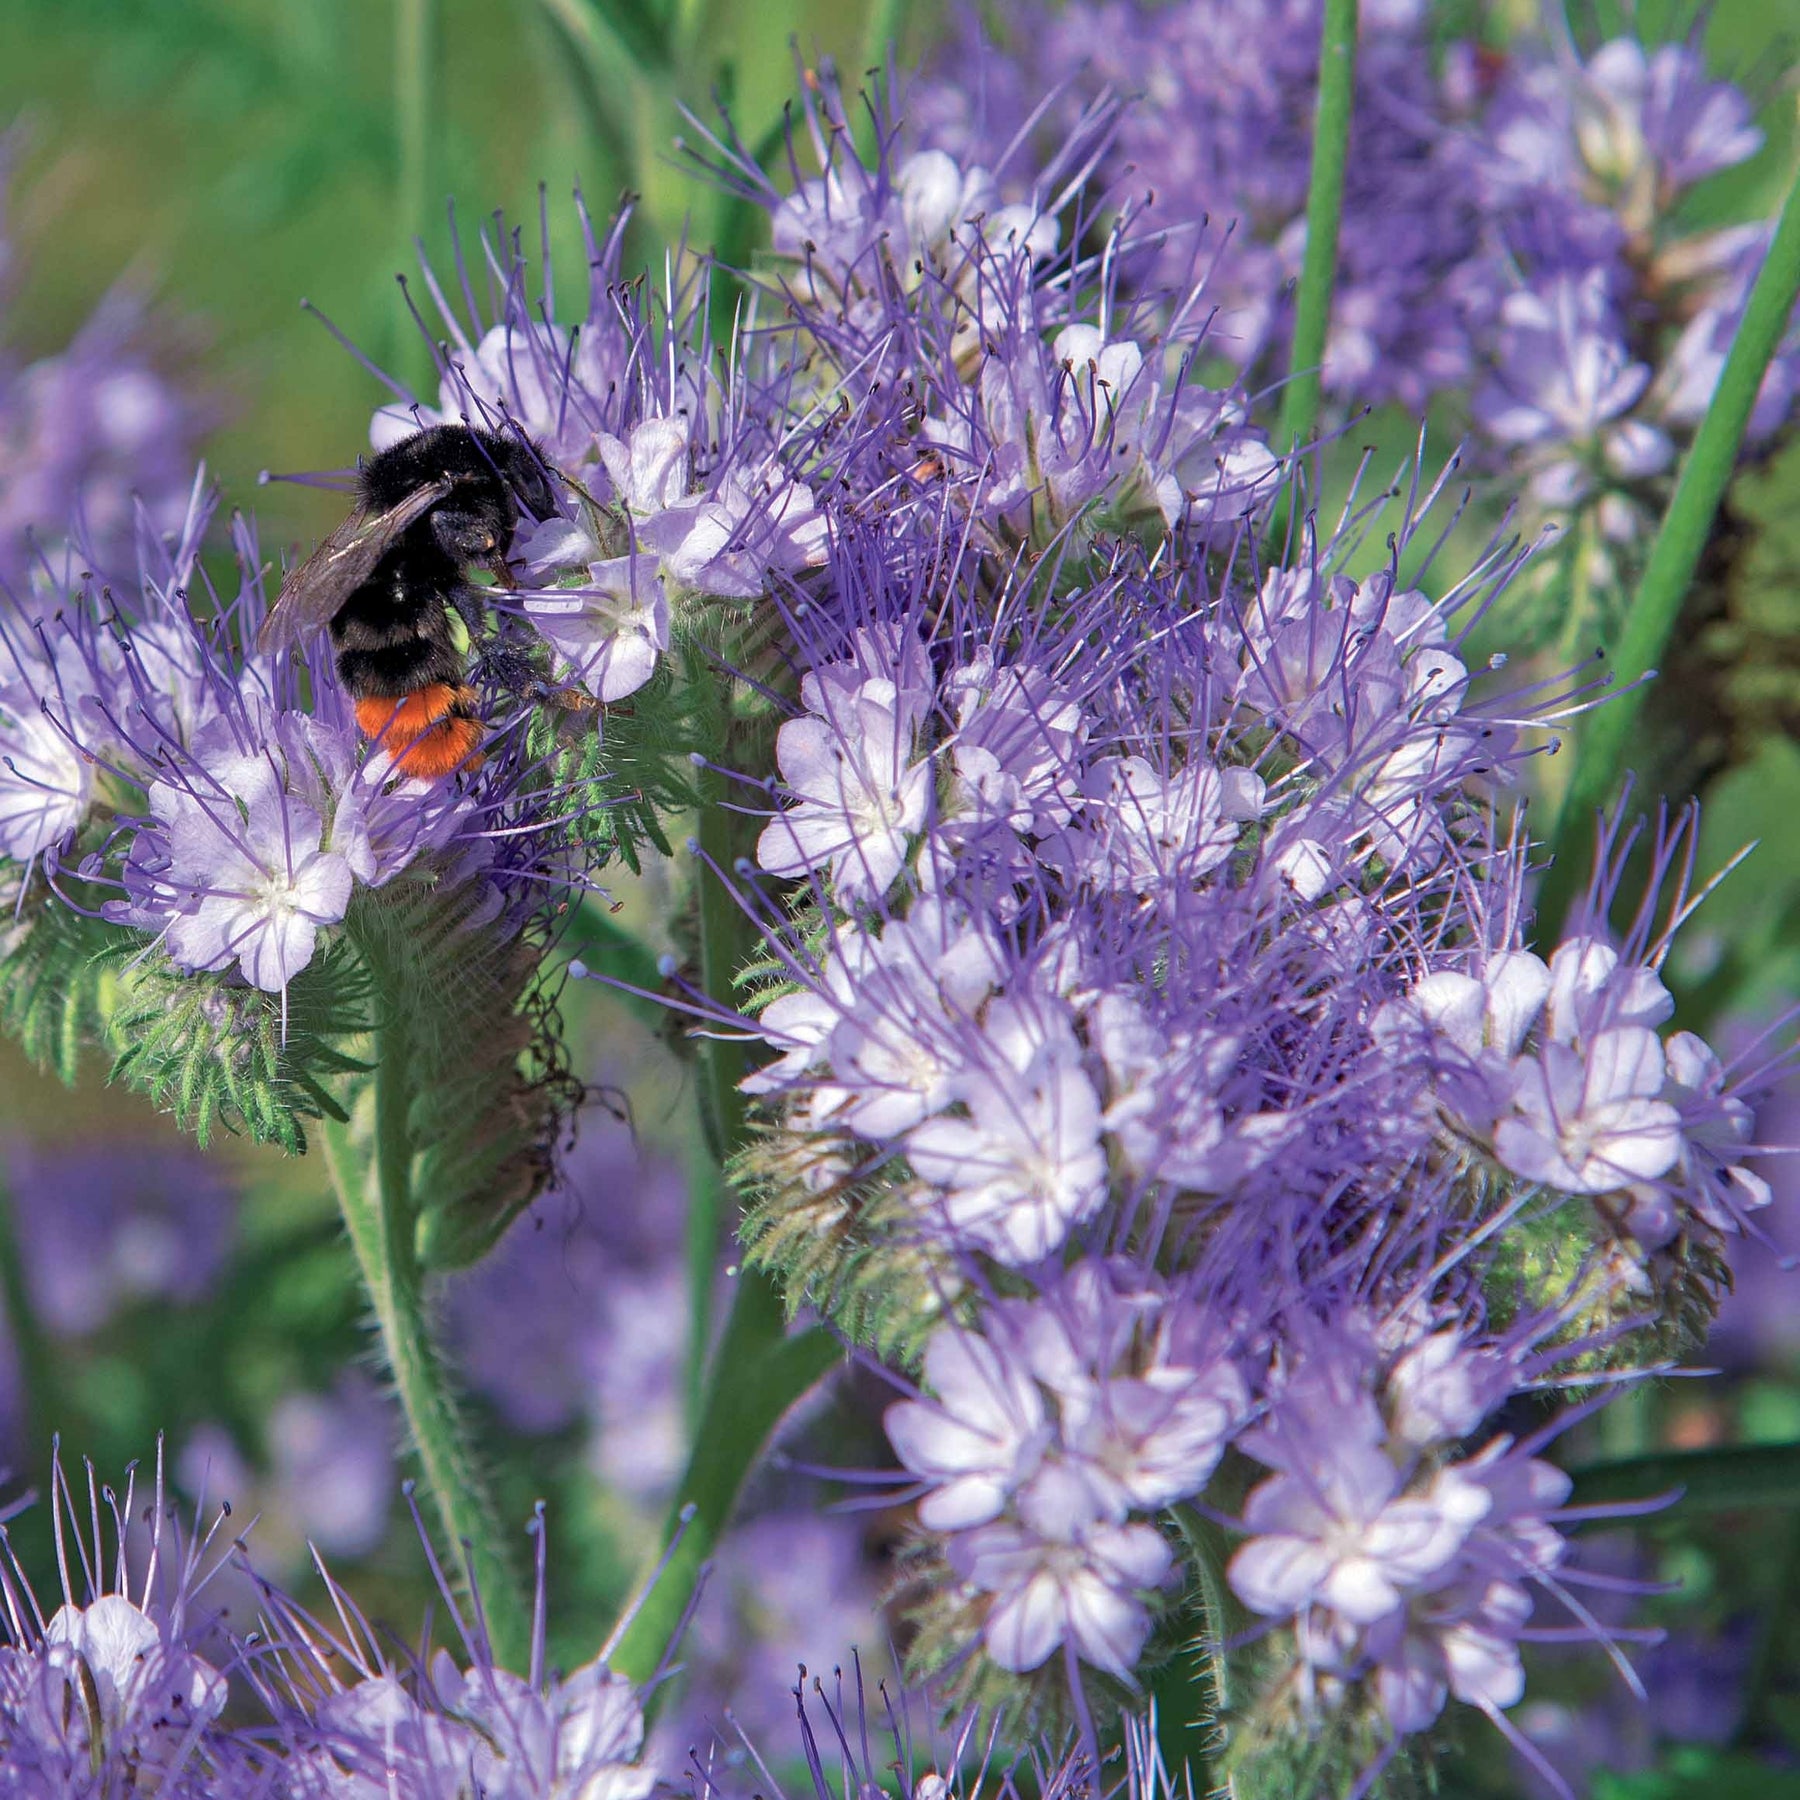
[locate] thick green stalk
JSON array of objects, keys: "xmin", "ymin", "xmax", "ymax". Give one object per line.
[
  {"xmin": 322, "ymin": 1012, "xmax": 530, "ymax": 1670},
  {"xmin": 1159, "ymin": 1507, "xmax": 1240, "ymax": 1793},
  {"xmin": 1734, "ymin": 1509, "xmax": 1800, "ymax": 1749},
  {"xmin": 694, "ymin": 775, "xmax": 748, "ymax": 1158},
  {"xmin": 1536, "ymin": 160, "xmax": 1800, "ymax": 942},
  {"xmin": 1276, "ymin": 0, "xmax": 1359, "ymax": 458},
  {"xmin": 609, "ymin": 1275, "xmax": 837, "ymax": 1685}
]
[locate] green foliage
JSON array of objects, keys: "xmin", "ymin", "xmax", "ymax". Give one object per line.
[
  {"xmin": 108, "ymin": 940, "xmax": 367, "ymax": 1152},
  {"xmin": 0, "ymin": 883, "xmax": 129, "ymax": 1086},
  {"xmin": 1595, "ymin": 1747, "xmax": 1800, "ymax": 1800},
  {"xmin": 736, "ymin": 1121, "xmax": 962, "ymax": 1367},
  {"xmin": 0, "ymin": 871, "xmax": 367, "ymax": 1151},
  {"xmin": 523, "ymin": 661, "xmax": 704, "ymax": 876},
  {"xmin": 1646, "ymin": 432, "xmax": 1800, "ymax": 800}
]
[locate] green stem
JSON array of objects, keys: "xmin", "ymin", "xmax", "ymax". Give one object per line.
[
  {"xmin": 682, "ymin": 1145, "xmax": 721, "ymax": 1428},
  {"xmin": 1536, "ymin": 157, "xmax": 1800, "ymax": 943},
  {"xmin": 1595, "ymin": 1378, "xmax": 1656, "ymax": 1462},
  {"xmin": 606, "ymin": 660, "xmax": 840, "ymax": 1685},
  {"xmin": 394, "ymin": 0, "xmax": 434, "ymax": 249},
  {"xmin": 1734, "ymin": 1508, "xmax": 1800, "ymax": 1749},
  {"xmin": 1276, "ymin": 0, "xmax": 1359, "ymax": 458},
  {"xmin": 694, "ymin": 775, "xmax": 748, "ymax": 1160},
  {"xmin": 609, "ymin": 1275, "xmax": 838, "ymax": 1685},
  {"xmin": 321, "ymin": 1017, "xmax": 530, "ymax": 1671},
  {"xmin": 1567, "ymin": 1439, "xmax": 1800, "ymax": 1516},
  {"xmin": 0, "ymin": 1175, "xmax": 55, "ymax": 1469},
  {"xmin": 1161, "ymin": 1507, "xmax": 1240, "ymax": 1795}
]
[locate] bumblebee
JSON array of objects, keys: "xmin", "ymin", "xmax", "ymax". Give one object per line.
[{"xmin": 259, "ymin": 424, "xmax": 556, "ymax": 777}]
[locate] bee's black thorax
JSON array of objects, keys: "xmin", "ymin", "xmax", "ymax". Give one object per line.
[{"xmin": 362, "ymin": 424, "xmax": 554, "ymax": 567}]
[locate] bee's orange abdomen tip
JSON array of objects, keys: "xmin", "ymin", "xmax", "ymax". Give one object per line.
[
  {"xmin": 388, "ymin": 717, "xmax": 485, "ymax": 779},
  {"xmin": 356, "ymin": 686, "xmax": 482, "ymax": 778},
  {"xmin": 355, "ymin": 684, "xmax": 458, "ymax": 742}
]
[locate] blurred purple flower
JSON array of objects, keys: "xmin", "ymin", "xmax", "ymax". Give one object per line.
[
  {"xmin": 4, "ymin": 1135, "xmax": 233, "ymax": 1335},
  {"xmin": 445, "ymin": 1117, "xmax": 692, "ymax": 1500},
  {"xmin": 0, "ymin": 246, "xmax": 214, "ymax": 598},
  {"xmin": 0, "ymin": 1445, "xmax": 244, "ymax": 1796},
  {"xmin": 669, "ymin": 1509, "xmax": 892, "ymax": 1750}
]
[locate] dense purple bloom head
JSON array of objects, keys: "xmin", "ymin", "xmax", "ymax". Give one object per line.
[
  {"xmin": 0, "ymin": 1444, "xmax": 252, "ymax": 1796},
  {"xmin": 244, "ymin": 1495, "xmax": 657, "ymax": 1800},
  {"xmin": 362, "ymin": 201, "xmax": 831, "ymax": 711},
  {"xmin": 712, "ymin": 397, "xmax": 1765, "ymax": 1754},
  {"xmin": 908, "ymin": 0, "xmax": 1482, "ymax": 409},
  {"xmin": 1, "ymin": 476, "xmax": 599, "ymax": 1003}
]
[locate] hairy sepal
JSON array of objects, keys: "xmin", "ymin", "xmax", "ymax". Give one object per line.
[
  {"xmin": 0, "ymin": 874, "xmax": 367, "ymax": 1151},
  {"xmin": 340, "ymin": 875, "xmax": 578, "ymax": 1272}
]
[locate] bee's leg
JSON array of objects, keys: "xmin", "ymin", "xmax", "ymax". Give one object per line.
[{"xmin": 449, "ymin": 584, "xmax": 487, "ymax": 640}]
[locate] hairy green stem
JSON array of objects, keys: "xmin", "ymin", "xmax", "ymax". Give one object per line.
[
  {"xmin": 322, "ymin": 1012, "xmax": 530, "ymax": 1670},
  {"xmin": 1161, "ymin": 1505, "xmax": 1243, "ymax": 1795},
  {"xmin": 1536, "ymin": 158, "xmax": 1800, "ymax": 942},
  {"xmin": 1276, "ymin": 0, "xmax": 1359, "ymax": 458}
]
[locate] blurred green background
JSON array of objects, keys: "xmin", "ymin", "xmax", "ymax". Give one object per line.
[{"xmin": 0, "ymin": 0, "xmax": 912, "ymax": 554}]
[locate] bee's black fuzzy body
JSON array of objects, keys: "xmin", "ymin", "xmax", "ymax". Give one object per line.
[{"xmin": 262, "ymin": 424, "xmax": 556, "ymax": 777}]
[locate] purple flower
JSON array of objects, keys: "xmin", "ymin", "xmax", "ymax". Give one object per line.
[
  {"xmin": 244, "ymin": 1492, "xmax": 658, "ymax": 1800},
  {"xmin": 1225, "ymin": 1319, "xmax": 1640, "ymax": 1749},
  {"xmin": 1496, "ymin": 1028, "xmax": 1681, "ymax": 1195},
  {"xmin": 905, "ymin": 992, "xmax": 1109, "ymax": 1261},
  {"xmin": 756, "ymin": 630, "xmax": 936, "ymax": 903},
  {"xmin": 178, "ymin": 1374, "xmax": 395, "ymax": 1570},
  {"xmin": 670, "ymin": 1509, "xmax": 891, "ymax": 1748},
  {"xmin": 1572, "ymin": 39, "xmax": 1763, "ymax": 210},
  {"xmin": 3, "ymin": 1136, "xmax": 234, "ymax": 1336},
  {"xmin": 108, "ymin": 704, "xmax": 458, "ymax": 994},
  {"xmin": 1473, "ymin": 270, "xmax": 1672, "ymax": 508},
  {"xmin": 886, "ymin": 1263, "xmax": 1245, "ymax": 1675},
  {"xmin": 0, "ymin": 1445, "xmax": 241, "ymax": 1795},
  {"xmin": 0, "ymin": 685, "xmax": 93, "ymax": 862},
  {"xmin": 909, "ymin": 0, "xmax": 1481, "ymax": 410},
  {"xmin": 1469, "ymin": 33, "xmax": 1794, "ymax": 501},
  {"xmin": 364, "ymin": 199, "xmax": 834, "ymax": 706},
  {"xmin": 951, "ymin": 1506, "xmax": 1172, "ymax": 1679}
]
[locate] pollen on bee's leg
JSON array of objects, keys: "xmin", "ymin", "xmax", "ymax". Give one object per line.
[{"xmin": 390, "ymin": 717, "xmax": 485, "ymax": 779}]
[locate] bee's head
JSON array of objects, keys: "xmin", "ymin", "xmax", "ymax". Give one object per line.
[{"xmin": 491, "ymin": 438, "xmax": 558, "ymax": 524}]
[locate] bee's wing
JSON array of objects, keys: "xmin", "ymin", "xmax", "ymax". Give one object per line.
[{"xmin": 256, "ymin": 476, "xmax": 455, "ymax": 655}]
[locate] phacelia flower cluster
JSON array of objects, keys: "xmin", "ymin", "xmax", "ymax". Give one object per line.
[
  {"xmin": 909, "ymin": 10, "xmax": 1796, "ymax": 646},
  {"xmin": 625, "ymin": 69, "xmax": 1791, "ymax": 1780},
  {"xmin": 0, "ymin": 1445, "xmax": 658, "ymax": 1800}
]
